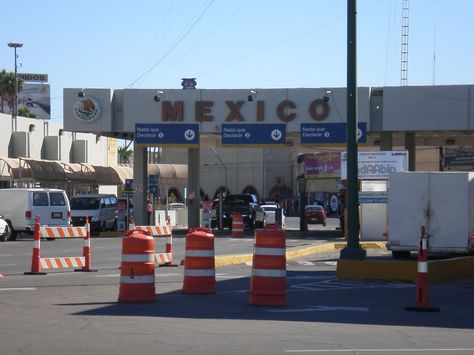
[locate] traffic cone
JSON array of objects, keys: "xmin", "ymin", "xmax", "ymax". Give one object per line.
[{"xmin": 405, "ymin": 226, "xmax": 440, "ymax": 312}]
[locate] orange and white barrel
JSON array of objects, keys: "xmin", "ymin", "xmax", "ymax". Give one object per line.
[
  {"xmin": 249, "ymin": 225, "xmax": 286, "ymax": 307},
  {"xmin": 182, "ymin": 229, "xmax": 215, "ymax": 294},
  {"xmin": 231, "ymin": 214, "xmax": 244, "ymax": 238},
  {"xmin": 118, "ymin": 230, "xmax": 156, "ymax": 303}
]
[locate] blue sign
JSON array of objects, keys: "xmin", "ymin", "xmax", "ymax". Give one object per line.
[
  {"xmin": 221, "ymin": 124, "xmax": 286, "ymax": 146},
  {"xmin": 125, "ymin": 179, "xmax": 133, "ymax": 192},
  {"xmin": 300, "ymin": 122, "xmax": 367, "ymax": 144},
  {"xmin": 135, "ymin": 123, "xmax": 199, "ymax": 146}
]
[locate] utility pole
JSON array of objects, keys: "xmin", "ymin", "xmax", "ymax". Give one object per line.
[
  {"xmin": 340, "ymin": 0, "xmax": 366, "ymax": 260},
  {"xmin": 8, "ymin": 42, "xmax": 23, "ymax": 132}
]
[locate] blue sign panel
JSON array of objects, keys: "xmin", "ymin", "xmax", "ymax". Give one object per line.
[
  {"xmin": 300, "ymin": 122, "xmax": 367, "ymax": 144},
  {"xmin": 135, "ymin": 123, "xmax": 199, "ymax": 146},
  {"xmin": 221, "ymin": 124, "xmax": 286, "ymax": 146}
]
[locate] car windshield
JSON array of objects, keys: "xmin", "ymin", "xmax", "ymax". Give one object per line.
[
  {"xmin": 225, "ymin": 194, "xmax": 253, "ymax": 203},
  {"xmin": 262, "ymin": 205, "xmax": 277, "ymax": 212},
  {"xmin": 71, "ymin": 197, "xmax": 100, "ymax": 210},
  {"xmin": 305, "ymin": 205, "xmax": 323, "ymax": 212}
]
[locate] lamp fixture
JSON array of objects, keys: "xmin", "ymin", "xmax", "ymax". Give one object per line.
[
  {"xmin": 248, "ymin": 89, "xmax": 257, "ymax": 102},
  {"xmin": 323, "ymin": 89, "xmax": 332, "ymax": 102},
  {"xmin": 154, "ymin": 90, "xmax": 164, "ymax": 102}
]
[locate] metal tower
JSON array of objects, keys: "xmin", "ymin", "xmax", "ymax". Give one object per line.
[{"xmin": 400, "ymin": 0, "xmax": 409, "ymax": 86}]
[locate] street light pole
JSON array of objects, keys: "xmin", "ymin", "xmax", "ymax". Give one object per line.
[
  {"xmin": 340, "ymin": 0, "xmax": 366, "ymax": 260},
  {"xmin": 211, "ymin": 146, "xmax": 227, "ymax": 231},
  {"xmin": 8, "ymin": 42, "xmax": 23, "ymax": 132},
  {"xmin": 211, "ymin": 145, "xmax": 228, "ymax": 194}
]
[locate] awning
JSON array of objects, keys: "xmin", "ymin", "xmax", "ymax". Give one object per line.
[
  {"xmin": 60, "ymin": 162, "xmax": 95, "ymax": 182},
  {"xmin": 82, "ymin": 164, "xmax": 123, "ymax": 185},
  {"xmin": 0, "ymin": 157, "xmax": 20, "ymax": 179},
  {"xmin": 19, "ymin": 158, "xmax": 67, "ymax": 181},
  {"xmin": 148, "ymin": 164, "xmax": 188, "ymax": 186},
  {"xmin": 112, "ymin": 164, "xmax": 188, "ymax": 186}
]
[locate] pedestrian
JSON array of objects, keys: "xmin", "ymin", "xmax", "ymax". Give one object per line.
[{"xmin": 146, "ymin": 199, "xmax": 152, "ymax": 225}]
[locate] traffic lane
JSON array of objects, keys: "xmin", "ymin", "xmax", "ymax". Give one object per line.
[
  {"xmin": 1, "ymin": 265, "xmax": 473, "ymax": 355},
  {"xmin": 0, "ymin": 230, "xmax": 343, "ymax": 276}
]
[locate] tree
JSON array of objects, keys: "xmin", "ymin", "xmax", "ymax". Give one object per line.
[
  {"xmin": 0, "ymin": 69, "xmax": 24, "ymax": 113},
  {"xmin": 118, "ymin": 143, "xmax": 133, "ymax": 164},
  {"xmin": 18, "ymin": 107, "xmax": 36, "ymax": 118}
]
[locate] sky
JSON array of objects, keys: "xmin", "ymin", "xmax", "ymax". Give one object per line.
[{"xmin": 1, "ymin": 0, "xmax": 474, "ymax": 124}]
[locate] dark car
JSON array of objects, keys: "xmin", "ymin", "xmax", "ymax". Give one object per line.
[
  {"xmin": 211, "ymin": 194, "xmax": 262, "ymax": 229},
  {"xmin": 304, "ymin": 204, "xmax": 326, "ymax": 229}
]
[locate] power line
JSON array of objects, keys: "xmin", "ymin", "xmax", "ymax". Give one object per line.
[{"xmin": 127, "ymin": 0, "xmax": 215, "ymax": 88}]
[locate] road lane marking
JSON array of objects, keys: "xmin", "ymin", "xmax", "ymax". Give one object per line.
[
  {"xmin": 285, "ymin": 349, "xmax": 474, "ymax": 353},
  {"xmin": 0, "ymin": 287, "xmax": 37, "ymax": 291},
  {"xmin": 267, "ymin": 305, "xmax": 369, "ymax": 313}
]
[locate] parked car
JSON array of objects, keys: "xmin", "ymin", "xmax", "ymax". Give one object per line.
[
  {"xmin": 70, "ymin": 194, "xmax": 118, "ymax": 233},
  {"xmin": 304, "ymin": 204, "xmax": 326, "ymax": 229},
  {"xmin": 255, "ymin": 204, "xmax": 285, "ymax": 228},
  {"xmin": 0, "ymin": 188, "xmax": 71, "ymax": 241},
  {"xmin": 211, "ymin": 194, "xmax": 262, "ymax": 229},
  {"xmin": 0, "ymin": 216, "xmax": 10, "ymax": 242}
]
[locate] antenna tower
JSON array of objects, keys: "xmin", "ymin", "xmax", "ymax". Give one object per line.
[{"xmin": 400, "ymin": 0, "xmax": 409, "ymax": 86}]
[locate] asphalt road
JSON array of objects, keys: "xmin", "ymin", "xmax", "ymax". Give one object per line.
[{"xmin": 0, "ymin": 219, "xmax": 473, "ymax": 354}]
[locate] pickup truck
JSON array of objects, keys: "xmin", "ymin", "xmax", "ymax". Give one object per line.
[{"xmin": 211, "ymin": 193, "xmax": 263, "ymax": 229}]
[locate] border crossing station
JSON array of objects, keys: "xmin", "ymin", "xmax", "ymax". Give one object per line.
[{"xmin": 63, "ymin": 84, "xmax": 474, "ymax": 228}]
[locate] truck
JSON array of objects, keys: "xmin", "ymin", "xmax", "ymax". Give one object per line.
[
  {"xmin": 387, "ymin": 172, "xmax": 474, "ymax": 258},
  {"xmin": 211, "ymin": 193, "xmax": 263, "ymax": 229}
]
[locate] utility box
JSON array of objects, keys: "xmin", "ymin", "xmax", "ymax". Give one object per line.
[{"xmin": 388, "ymin": 172, "xmax": 474, "ymax": 257}]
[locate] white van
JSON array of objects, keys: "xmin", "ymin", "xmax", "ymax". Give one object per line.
[
  {"xmin": 0, "ymin": 188, "xmax": 71, "ymax": 240},
  {"xmin": 70, "ymin": 194, "xmax": 118, "ymax": 233}
]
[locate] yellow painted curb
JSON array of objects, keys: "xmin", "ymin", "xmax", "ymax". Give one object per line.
[
  {"xmin": 336, "ymin": 256, "xmax": 474, "ymax": 283},
  {"xmin": 334, "ymin": 241, "xmax": 387, "ymax": 250},
  {"xmin": 213, "ymin": 242, "xmax": 337, "ymax": 267}
]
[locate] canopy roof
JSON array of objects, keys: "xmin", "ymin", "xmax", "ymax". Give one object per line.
[{"xmin": 0, "ymin": 157, "xmax": 187, "ymax": 187}]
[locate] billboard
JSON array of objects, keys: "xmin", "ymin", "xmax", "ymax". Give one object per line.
[
  {"xmin": 340, "ymin": 150, "xmax": 409, "ymax": 180},
  {"xmin": 303, "ymin": 152, "xmax": 341, "ymax": 179},
  {"xmin": 1, "ymin": 83, "xmax": 51, "ymax": 119}
]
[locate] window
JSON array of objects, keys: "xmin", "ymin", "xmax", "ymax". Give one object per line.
[
  {"xmin": 33, "ymin": 192, "xmax": 49, "ymax": 206},
  {"xmin": 110, "ymin": 196, "xmax": 118, "ymax": 207},
  {"xmin": 50, "ymin": 192, "xmax": 66, "ymax": 206}
]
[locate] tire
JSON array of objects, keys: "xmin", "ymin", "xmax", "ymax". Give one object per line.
[
  {"xmin": 0, "ymin": 224, "xmax": 8, "ymax": 242},
  {"xmin": 112, "ymin": 219, "xmax": 117, "ymax": 231},
  {"xmin": 5, "ymin": 222, "xmax": 17, "ymax": 241}
]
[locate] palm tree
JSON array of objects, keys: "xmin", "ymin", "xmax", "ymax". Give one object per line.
[
  {"xmin": 118, "ymin": 143, "xmax": 133, "ymax": 164},
  {"xmin": 0, "ymin": 69, "xmax": 23, "ymax": 113}
]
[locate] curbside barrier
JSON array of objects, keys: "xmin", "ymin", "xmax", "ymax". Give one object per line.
[
  {"xmin": 118, "ymin": 229, "xmax": 156, "ymax": 303},
  {"xmin": 231, "ymin": 214, "xmax": 244, "ymax": 238},
  {"xmin": 25, "ymin": 216, "xmax": 95, "ymax": 275},
  {"xmin": 182, "ymin": 229, "xmax": 216, "ymax": 294},
  {"xmin": 405, "ymin": 226, "xmax": 440, "ymax": 312},
  {"xmin": 133, "ymin": 224, "xmax": 175, "ymax": 267},
  {"xmin": 249, "ymin": 225, "xmax": 287, "ymax": 307}
]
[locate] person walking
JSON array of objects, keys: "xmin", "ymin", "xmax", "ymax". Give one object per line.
[{"xmin": 146, "ymin": 199, "xmax": 152, "ymax": 225}]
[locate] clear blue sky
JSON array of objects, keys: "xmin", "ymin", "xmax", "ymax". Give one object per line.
[{"xmin": 1, "ymin": 0, "xmax": 473, "ymax": 123}]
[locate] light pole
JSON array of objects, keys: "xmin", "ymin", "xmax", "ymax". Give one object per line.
[
  {"xmin": 8, "ymin": 42, "xmax": 23, "ymax": 132},
  {"xmin": 211, "ymin": 146, "xmax": 227, "ymax": 231},
  {"xmin": 210, "ymin": 145, "xmax": 228, "ymax": 194}
]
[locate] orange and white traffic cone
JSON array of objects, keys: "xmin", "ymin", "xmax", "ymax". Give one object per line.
[
  {"xmin": 405, "ymin": 226, "xmax": 440, "ymax": 312},
  {"xmin": 24, "ymin": 216, "xmax": 46, "ymax": 275},
  {"xmin": 231, "ymin": 214, "xmax": 244, "ymax": 238}
]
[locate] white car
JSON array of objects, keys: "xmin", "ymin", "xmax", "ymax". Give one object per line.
[
  {"xmin": 0, "ymin": 217, "xmax": 10, "ymax": 242},
  {"xmin": 256, "ymin": 204, "xmax": 285, "ymax": 228}
]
